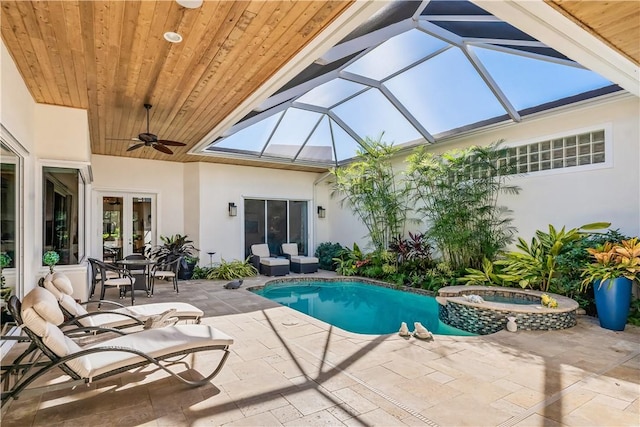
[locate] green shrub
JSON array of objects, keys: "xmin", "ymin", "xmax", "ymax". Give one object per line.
[
  {"xmin": 205, "ymin": 258, "xmax": 258, "ymax": 280},
  {"xmin": 315, "ymin": 242, "xmax": 344, "ymax": 271}
]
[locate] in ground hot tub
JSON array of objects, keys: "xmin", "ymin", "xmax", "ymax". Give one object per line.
[{"xmin": 437, "ymin": 285, "xmax": 579, "ymax": 335}]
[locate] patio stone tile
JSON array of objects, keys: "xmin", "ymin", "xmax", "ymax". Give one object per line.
[
  {"xmin": 382, "ymin": 356, "xmax": 436, "ymax": 379},
  {"xmin": 227, "ymin": 358, "xmax": 282, "ymax": 380},
  {"xmin": 348, "ymin": 383, "xmax": 422, "ymax": 419},
  {"xmin": 513, "ymin": 413, "xmax": 563, "ymax": 426},
  {"xmin": 221, "ymin": 410, "xmax": 283, "ymax": 426},
  {"xmin": 581, "ymin": 373, "xmax": 640, "ymax": 402},
  {"xmin": 184, "ymin": 399, "xmax": 245, "ymax": 425},
  {"xmin": 270, "ymin": 404, "xmax": 305, "ymax": 424},
  {"xmin": 351, "ymin": 364, "xmax": 409, "ymax": 388},
  {"xmin": 283, "ymin": 409, "xmax": 344, "ymax": 426},
  {"xmin": 343, "ymin": 408, "xmax": 406, "ymax": 426},
  {"xmin": 235, "ymin": 394, "xmax": 290, "ymax": 417},
  {"xmin": 423, "ymin": 394, "xmax": 512, "ymax": 426},
  {"xmin": 282, "ymin": 385, "xmax": 339, "ymax": 416},
  {"xmin": 425, "ymin": 370, "xmax": 455, "ymax": 384},
  {"xmin": 562, "ymin": 398, "xmax": 640, "ymax": 426},
  {"xmin": 446, "ymin": 376, "xmax": 513, "ymax": 403},
  {"xmin": 533, "ymin": 388, "xmax": 596, "ymax": 422},
  {"xmin": 326, "ymin": 402, "xmax": 360, "ymax": 421},
  {"xmin": 490, "ymin": 398, "xmax": 529, "ymax": 417},
  {"xmin": 332, "ymin": 386, "xmax": 378, "ymax": 414},
  {"xmin": 492, "ymin": 378, "xmax": 525, "ymax": 393},
  {"xmin": 503, "ymin": 387, "xmax": 547, "ymax": 409}
]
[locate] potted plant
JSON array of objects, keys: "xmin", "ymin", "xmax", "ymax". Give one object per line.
[
  {"xmin": 43, "ymin": 250, "xmax": 60, "ymax": 273},
  {"xmin": 149, "ymin": 234, "xmax": 199, "ymax": 280},
  {"xmin": 581, "ymin": 237, "xmax": 640, "ymax": 331}
]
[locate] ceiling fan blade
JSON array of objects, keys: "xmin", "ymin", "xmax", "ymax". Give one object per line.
[
  {"xmin": 157, "ymin": 140, "xmax": 186, "ymax": 146},
  {"xmin": 152, "ymin": 143, "xmax": 173, "ymax": 155},
  {"xmin": 106, "ymin": 137, "xmax": 134, "ymax": 141},
  {"xmin": 127, "ymin": 143, "xmax": 146, "ymax": 152}
]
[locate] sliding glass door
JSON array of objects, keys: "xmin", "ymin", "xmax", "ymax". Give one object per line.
[{"xmin": 244, "ymin": 199, "xmax": 308, "ymax": 258}]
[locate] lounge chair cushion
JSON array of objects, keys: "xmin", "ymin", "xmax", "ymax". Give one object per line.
[
  {"xmin": 251, "ymin": 244, "xmax": 271, "ymax": 258},
  {"xmin": 86, "ymin": 303, "xmax": 204, "ymax": 329},
  {"xmin": 83, "ymin": 325, "xmax": 233, "ymax": 378},
  {"xmin": 42, "ymin": 322, "xmax": 92, "ymax": 376},
  {"xmin": 21, "ymin": 287, "xmax": 64, "ymax": 336},
  {"xmin": 42, "ymin": 272, "xmax": 74, "ymax": 300},
  {"xmin": 281, "ymin": 243, "xmax": 299, "ymax": 256},
  {"xmin": 58, "ymin": 294, "xmax": 95, "ymax": 327}
]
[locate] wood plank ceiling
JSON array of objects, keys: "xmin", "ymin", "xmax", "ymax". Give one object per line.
[
  {"xmin": 1, "ymin": 1, "xmax": 637, "ymax": 171},
  {"xmin": 0, "ymin": 0, "xmax": 352, "ymax": 171},
  {"xmin": 546, "ymin": 0, "xmax": 640, "ymax": 66}
]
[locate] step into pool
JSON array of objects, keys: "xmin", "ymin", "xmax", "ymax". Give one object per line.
[{"xmin": 252, "ymin": 280, "xmax": 475, "ymax": 336}]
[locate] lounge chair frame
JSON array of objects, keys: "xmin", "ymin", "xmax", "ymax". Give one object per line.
[{"xmin": 1, "ymin": 296, "xmax": 231, "ymax": 406}]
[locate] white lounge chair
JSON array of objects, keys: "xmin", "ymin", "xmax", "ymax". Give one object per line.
[
  {"xmin": 1, "ymin": 289, "xmax": 233, "ymax": 405},
  {"xmin": 41, "ymin": 272, "xmax": 203, "ymax": 330}
]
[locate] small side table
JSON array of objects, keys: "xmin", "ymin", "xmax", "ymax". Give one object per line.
[{"xmin": 207, "ymin": 251, "xmax": 216, "ymax": 267}]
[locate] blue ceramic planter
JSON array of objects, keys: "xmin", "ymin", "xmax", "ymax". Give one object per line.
[{"xmin": 594, "ymin": 277, "xmax": 633, "ymax": 331}]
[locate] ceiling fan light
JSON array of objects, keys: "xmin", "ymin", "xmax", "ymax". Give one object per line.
[
  {"xmin": 163, "ymin": 31, "xmax": 183, "ymax": 43},
  {"xmin": 176, "ymin": 0, "xmax": 203, "ymax": 9}
]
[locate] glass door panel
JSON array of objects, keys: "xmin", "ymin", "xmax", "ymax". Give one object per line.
[
  {"xmin": 102, "ymin": 197, "xmax": 123, "ymax": 261},
  {"xmin": 289, "ymin": 201, "xmax": 308, "ymax": 255},
  {"xmin": 132, "ymin": 197, "xmax": 152, "ymax": 254},
  {"xmin": 244, "ymin": 199, "xmax": 265, "ymax": 258},
  {"xmin": 266, "ymin": 200, "xmax": 287, "ymax": 255},
  {"xmin": 100, "ymin": 193, "xmax": 155, "ymax": 260}
]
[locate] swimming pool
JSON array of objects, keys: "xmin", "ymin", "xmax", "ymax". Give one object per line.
[{"xmin": 252, "ymin": 280, "xmax": 475, "ymax": 336}]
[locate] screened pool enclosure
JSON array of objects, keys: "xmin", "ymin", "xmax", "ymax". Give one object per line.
[{"xmin": 202, "ymin": 0, "xmax": 619, "ymax": 168}]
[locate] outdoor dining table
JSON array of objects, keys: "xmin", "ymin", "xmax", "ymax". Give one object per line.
[{"xmin": 116, "ymin": 258, "xmax": 156, "ymax": 297}]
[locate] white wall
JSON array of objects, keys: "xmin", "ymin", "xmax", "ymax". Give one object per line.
[
  {"xmin": 91, "ymin": 154, "xmax": 185, "ymax": 239},
  {"xmin": 196, "ymin": 163, "xmax": 323, "ymax": 263},
  {"xmin": 1, "ymin": 39, "xmax": 93, "ymax": 298}
]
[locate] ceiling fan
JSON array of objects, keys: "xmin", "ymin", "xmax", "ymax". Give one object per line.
[{"xmin": 123, "ymin": 104, "xmax": 186, "ymax": 155}]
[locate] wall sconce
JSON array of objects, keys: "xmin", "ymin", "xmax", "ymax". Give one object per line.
[
  {"xmin": 228, "ymin": 202, "xmax": 237, "ymax": 217},
  {"xmin": 317, "ymin": 206, "xmax": 326, "ymax": 219}
]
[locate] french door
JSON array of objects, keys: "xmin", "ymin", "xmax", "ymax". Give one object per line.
[
  {"xmin": 244, "ymin": 199, "xmax": 308, "ymax": 258},
  {"xmin": 98, "ymin": 192, "xmax": 156, "ymax": 261}
]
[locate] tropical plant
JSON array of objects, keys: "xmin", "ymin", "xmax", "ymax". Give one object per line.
[
  {"xmin": 43, "ymin": 251, "xmax": 60, "ymax": 273},
  {"xmin": 149, "ymin": 234, "xmax": 199, "ymax": 262},
  {"xmin": 334, "ymin": 243, "xmax": 366, "ymax": 276},
  {"xmin": 314, "ymin": 242, "xmax": 344, "ymax": 271},
  {"xmin": 0, "ymin": 252, "xmax": 12, "ymax": 306},
  {"xmin": 330, "ymin": 134, "xmax": 411, "ymax": 252},
  {"xmin": 389, "ymin": 232, "xmax": 433, "ymax": 269},
  {"xmin": 406, "ymin": 141, "xmax": 519, "ymax": 271},
  {"xmin": 205, "ymin": 258, "xmax": 258, "ymax": 280},
  {"xmin": 498, "ymin": 222, "xmax": 610, "ymax": 292},
  {"xmin": 581, "ymin": 237, "xmax": 640, "ymax": 291},
  {"xmin": 459, "ymin": 257, "xmax": 507, "ymax": 286}
]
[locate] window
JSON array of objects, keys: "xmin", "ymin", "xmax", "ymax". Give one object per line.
[
  {"xmin": 503, "ymin": 129, "xmax": 606, "ymax": 175},
  {"xmin": 1, "ymin": 143, "xmax": 18, "ymax": 268},
  {"xmin": 43, "ymin": 166, "xmax": 86, "ymax": 266},
  {"xmin": 244, "ymin": 199, "xmax": 309, "ymax": 257}
]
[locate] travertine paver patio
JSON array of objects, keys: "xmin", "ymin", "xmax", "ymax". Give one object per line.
[{"xmin": 2, "ymin": 272, "xmax": 639, "ymax": 426}]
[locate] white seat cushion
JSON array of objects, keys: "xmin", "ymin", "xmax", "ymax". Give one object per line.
[
  {"xmin": 290, "ymin": 255, "xmax": 319, "ymax": 264},
  {"xmin": 260, "ymin": 257, "xmax": 289, "ymax": 267},
  {"xmin": 21, "ymin": 288, "xmax": 65, "ymax": 336},
  {"xmin": 251, "ymin": 244, "xmax": 270, "ymax": 258},
  {"xmin": 105, "ymin": 277, "xmax": 134, "ymax": 287},
  {"xmin": 74, "ymin": 303, "xmax": 204, "ymax": 329},
  {"xmin": 281, "ymin": 243, "xmax": 299, "ymax": 256},
  {"xmin": 153, "ymin": 270, "xmax": 176, "ymax": 278},
  {"xmin": 83, "ymin": 325, "xmax": 234, "ymax": 378}
]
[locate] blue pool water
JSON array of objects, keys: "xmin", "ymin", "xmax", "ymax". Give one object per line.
[{"xmin": 253, "ymin": 281, "xmax": 476, "ymax": 336}]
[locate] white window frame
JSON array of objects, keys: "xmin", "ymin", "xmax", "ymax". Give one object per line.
[
  {"xmin": 38, "ymin": 160, "xmax": 91, "ymax": 267},
  {"xmin": 503, "ymin": 123, "xmax": 613, "ymax": 178}
]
